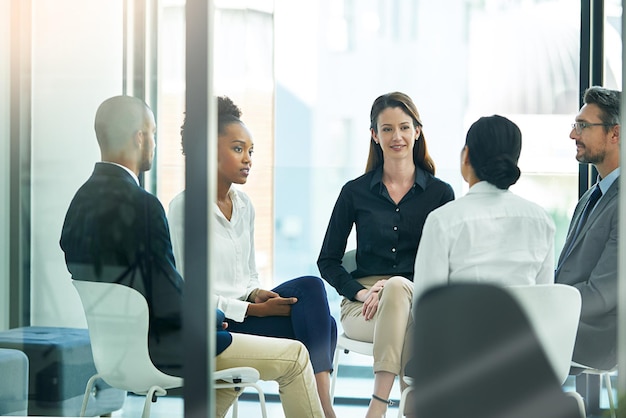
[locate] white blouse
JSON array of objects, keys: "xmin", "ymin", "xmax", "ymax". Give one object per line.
[
  {"xmin": 413, "ymin": 181, "xmax": 556, "ymax": 302},
  {"xmin": 167, "ymin": 188, "xmax": 260, "ymax": 322}
]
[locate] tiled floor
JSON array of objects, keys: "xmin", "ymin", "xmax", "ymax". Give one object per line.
[
  {"xmin": 106, "ymin": 375, "xmax": 613, "ymax": 418},
  {"xmin": 112, "ymin": 376, "xmax": 403, "ymax": 418},
  {"xmin": 113, "ymin": 394, "xmax": 387, "ymax": 418}
]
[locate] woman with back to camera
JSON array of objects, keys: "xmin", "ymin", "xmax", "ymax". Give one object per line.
[
  {"xmin": 413, "ymin": 115, "xmax": 555, "ymax": 302},
  {"xmin": 317, "ymin": 92, "xmax": 455, "ymax": 418},
  {"xmin": 168, "ymin": 96, "xmax": 338, "ymax": 418}
]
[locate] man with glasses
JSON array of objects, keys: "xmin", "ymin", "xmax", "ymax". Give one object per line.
[{"xmin": 556, "ymin": 86, "xmax": 620, "ymax": 371}]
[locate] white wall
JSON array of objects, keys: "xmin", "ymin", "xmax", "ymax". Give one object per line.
[{"xmin": 30, "ymin": 0, "xmax": 124, "ymax": 327}]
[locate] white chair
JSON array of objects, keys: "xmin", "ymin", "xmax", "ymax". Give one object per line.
[
  {"xmin": 330, "ymin": 249, "xmax": 376, "ymax": 403},
  {"xmin": 505, "ymin": 284, "xmax": 582, "ymax": 385},
  {"xmin": 398, "ymin": 283, "xmax": 585, "ymax": 417},
  {"xmin": 409, "ymin": 283, "xmax": 585, "ymax": 418},
  {"xmin": 571, "ymin": 362, "xmax": 617, "ymax": 418},
  {"xmin": 397, "ymin": 376, "xmax": 414, "ymax": 418},
  {"xmin": 330, "ymin": 332, "xmax": 374, "ymax": 403},
  {"xmin": 214, "ymin": 367, "xmax": 268, "ymax": 418},
  {"xmin": 505, "ymin": 284, "xmax": 587, "ymax": 417},
  {"xmin": 73, "ymin": 280, "xmax": 266, "ymax": 418},
  {"xmin": 332, "ymin": 335, "xmax": 414, "ymax": 417}
]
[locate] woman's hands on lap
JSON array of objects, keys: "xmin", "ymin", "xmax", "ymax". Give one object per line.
[
  {"xmin": 247, "ymin": 289, "xmax": 297, "ymax": 317},
  {"xmin": 356, "ymin": 279, "xmax": 386, "ymax": 320}
]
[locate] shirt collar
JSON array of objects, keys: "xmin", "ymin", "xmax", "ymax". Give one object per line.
[
  {"xmin": 101, "ymin": 161, "xmax": 140, "ymax": 186},
  {"xmin": 228, "ymin": 187, "xmax": 240, "ymax": 206},
  {"xmin": 597, "ymin": 167, "xmax": 620, "ymax": 194},
  {"xmin": 466, "ymin": 181, "xmax": 506, "ymax": 195},
  {"xmin": 369, "ymin": 165, "xmax": 429, "ymax": 191},
  {"xmin": 215, "ymin": 187, "xmax": 245, "ymax": 211}
]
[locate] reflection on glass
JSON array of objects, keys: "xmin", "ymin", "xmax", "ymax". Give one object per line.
[
  {"xmin": 157, "ymin": 1, "xmax": 275, "ymax": 287},
  {"xmin": 11, "ymin": 0, "xmax": 621, "ymax": 412}
]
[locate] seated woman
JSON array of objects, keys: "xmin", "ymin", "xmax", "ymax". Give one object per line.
[
  {"xmin": 168, "ymin": 96, "xmax": 337, "ymax": 418},
  {"xmin": 413, "ymin": 114, "xmax": 555, "ymax": 301},
  {"xmin": 317, "ymin": 92, "xmax": 454, "ymax": 418}
]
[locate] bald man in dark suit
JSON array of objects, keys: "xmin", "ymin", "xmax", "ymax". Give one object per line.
[{"xmin": 60, "ymin": 95, "xmax": 190, "ymax": 375}]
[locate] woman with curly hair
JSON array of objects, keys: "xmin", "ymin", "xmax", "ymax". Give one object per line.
[{"xmin": 168, "ymin": 96, "xmax": 337, "ymax": 418}]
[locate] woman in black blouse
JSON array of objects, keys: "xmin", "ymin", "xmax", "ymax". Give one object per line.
[{"xmin": 318, "ymin": 91, "xmax": 454, "ymax": 418}]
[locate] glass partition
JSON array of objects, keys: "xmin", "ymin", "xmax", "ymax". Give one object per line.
[
  {"xmin": 273, "ymin": 0, "xmax": 582, "ymax": 365},
  {"xmin": 29, "ymin": 0, "xmax": 124, "ymax": 327},
  {"xmin": 157, "ymin": 0, "xmax": 275, "ymax": 285},
  {"xmin": 2, "ymin": 0, "xmax": 622, "ymax": 415},
  {"xmin": 0, "ymin": 0, "xmax": 10, "ymax": 330}
]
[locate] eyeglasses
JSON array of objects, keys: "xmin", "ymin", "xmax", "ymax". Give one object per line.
[{"xmin": 571, "ymin": 122, "xmax": 617, "ymax": 135}]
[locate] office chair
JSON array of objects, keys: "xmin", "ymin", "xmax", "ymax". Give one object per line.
[
  {"xmin": 330, "ymin": 249, "xmax": 376, "ymax": 404},
  {"xmin": 407, "ymin": 283, "xmax": 584, "ymax": 418},
  {"xmin": 73, "ymin": 280, "xmax": 266, "ymax": 418},
  {"xmin": 506, "ymin": 284, "xmax": 581, "ymax": 385}
]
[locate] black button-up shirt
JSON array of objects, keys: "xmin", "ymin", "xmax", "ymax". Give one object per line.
[{"xmin": 318, "ymin": 166, "xmax": 454, "ymax": 300}]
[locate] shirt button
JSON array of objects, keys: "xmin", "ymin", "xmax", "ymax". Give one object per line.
[
  {"xmin": 395, "ymin": 208, "xmax": 400, "ymax": 212},
  {"xmin": 393, "ymin": 226, "xmax": 398, "ymax": 231},
  {"xmin": 391, "ymin": 248, "xmax": 396, "ymax": 253}
]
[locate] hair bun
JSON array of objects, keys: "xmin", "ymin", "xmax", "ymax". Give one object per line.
[
  {"xmin": 218, "ymin": 96, "xmax": 242, "ymax": 119},
  {"xmin": 475, "ymin": 155, "xmax": 521, "ymax": 189}
]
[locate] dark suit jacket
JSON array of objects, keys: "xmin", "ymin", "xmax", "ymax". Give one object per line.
[
  {"xmin": 60, "ymin": 163, "xmax": 231, "ymax": 375},
  {"xmin": 555, "ymin": 177, "xmax": 619, "ymax": 370}
]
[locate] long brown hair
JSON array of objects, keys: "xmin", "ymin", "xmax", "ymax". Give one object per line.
[{"xmin": 365, "ymin": 92, "xmax": 436, "ymax": 174}]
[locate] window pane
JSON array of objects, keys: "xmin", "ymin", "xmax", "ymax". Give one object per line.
[
  {"xmin": 0, "ymin": 0, "xmax": 10, "ymax": 330},
  {"xmin": 157, "ymin": 1, "xmax": 276, "ymax": 286},
  {"xmin": 604, "ymin": 0, "xmax": 622, "ymax": 91},
  {"xmin": 273, "ymin": 0, "xmax": 584, "ymax": 394},
  {"xmin": 30, "ymin": 0, "xmax": 124, "ymax": 326}
]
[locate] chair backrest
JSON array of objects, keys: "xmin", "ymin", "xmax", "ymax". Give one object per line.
[
  {"xmin": 72, "ymin": 280, "xmax": 183, "ymax": 393},
  {"xmin": 342, "ymin": 249, "xmax": 357, "ymax": 273},
  {"xmin": 505, "ymin": 284, "xmax": 581, "ymax": 385},
  {"xmin": 410, "ymin": 283, "xmax": 582, "ymax": 418}
]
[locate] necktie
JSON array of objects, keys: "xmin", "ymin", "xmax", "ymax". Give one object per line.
[
  {"xmin": 574, "ymin": 185, "xmax": 602, "ymax": 235},
  {"xmin": 561, "ymin": 185, "xmax": 602, "ymax": 262}
]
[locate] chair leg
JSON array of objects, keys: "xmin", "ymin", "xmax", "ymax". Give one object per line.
[
  {"xmin": 398, "ymin": 386, "xmax": 414, "ymax": 418},
  {"xmin": 224, "ymin": 384, "xmax": 266, "ymax": 418},
  {"xmin": 564, "ymin": 391, "xmax": 586, "ymax": 418},
  {"xmin": 142, "ymin": 386, "xmax": 167, "ymax": 418},
  {"xmin": 330, "ymin": 347, "xmax": 341, "ymax": 403},
  {"xmin": 232, "ymin": 396, "xmax": 238, "ymax": 418},
  {"xmin": 249, "ymin": 383, "xmax": 267, "ymax": 418},
  {"xmin": 80, "ymin": 374, "xmax": 101, "ymax": 417},
  {"xmin": 603, "ymin": 373, "xmax": 616, "ymax": 418}
]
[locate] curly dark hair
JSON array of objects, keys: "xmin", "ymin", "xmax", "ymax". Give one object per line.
[{"xmin": 180, "ymin": 96, "xmax": 243, "ymax": 155}]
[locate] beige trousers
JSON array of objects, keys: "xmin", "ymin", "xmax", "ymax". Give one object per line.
[
  {"xmin": 215, "ymin": 333, "xmax": 323, "ymax": 418},
  {"xmin": 341, "ymin": 275, "xmax": 414, "ymax": 380}
]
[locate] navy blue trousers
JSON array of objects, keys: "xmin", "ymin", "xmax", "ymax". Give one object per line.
[{"xmin": 226, "ymin": 275, "xmax": 337, "ymax": 374}]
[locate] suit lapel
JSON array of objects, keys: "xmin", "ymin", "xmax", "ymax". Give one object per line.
[
  {"xmin": 579, "ymin": 182, "xmax": 617, "ymax": 235},
  {"xmin": 565, "ymin": 180, "xmax": 618, "ymax": 256}
]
